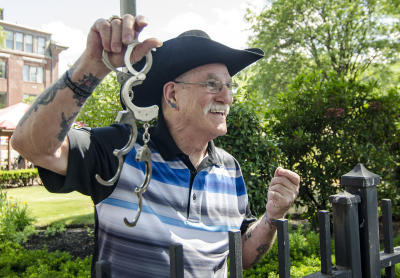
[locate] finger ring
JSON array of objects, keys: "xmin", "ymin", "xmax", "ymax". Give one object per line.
[{"xmin": 107, "ymin": 15, "xmax": 122, "ymax": 23}]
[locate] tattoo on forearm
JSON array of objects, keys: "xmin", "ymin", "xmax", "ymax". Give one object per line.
[
  {"xmin": 244, "ymin": 231, "xmax": 252, "ymax": 241},
  {"xmin": 73, "ymin": 94, "xmax": 87, "ymax": 107},
  {"xmin": 251, "ymin": 243, "xmax": 270, "ymax": 267},
  {"xmin": 18, "ymin": 78, "xmax": 67, "ymax": 127},
  {"xmin": 57, "ymin": 111, "xmax": 78, "ymax": 141},
  {"xmin": 243, "ymin": 224, "xmax": 257, "ymax": 242}
]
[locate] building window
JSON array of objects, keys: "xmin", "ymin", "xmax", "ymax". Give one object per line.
[
  {"xmin": 15, "ymin": 32, "xmax": 23, "ymax": 51},
  {"xmin": 38, "ymin": 37, "xmax": 46, "ymax": 55},
  {"xmin": 0, "ymin": 92, "xmax": 7, "ymax": 108},
  {"xmin": 23, "ymin": 65, "xmax": 43, "ymax": 83},
  {"xmin": 4, "ymin": 31, "xmax": 47, "ymax": 55},
  {"xmin": 6, "ymin": 31, "xmax": 13, "ymax": 49},
  {"xmin": 0, "ymin": 61, "xmax": 6, "ymax": 78},
  {"xmin": 37, "ymin": 67, "xmax": 43, "ymax": 82},
  {"xmin": 25, "ymin": 35, "xmax": 33, "ymax": 53}
]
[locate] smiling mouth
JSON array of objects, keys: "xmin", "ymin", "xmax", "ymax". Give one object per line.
[
  {"xmin": 205, "ymin": 103, "xmax": 230, "ymax": 117},
  {"xmin": 209, "ymin": 111, "xmax": 226, "ymax": 117}
]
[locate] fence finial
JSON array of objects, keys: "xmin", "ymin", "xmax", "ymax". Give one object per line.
[{"xmin": 340, "ymin": 163, "xmax": 380, "ymax": 188}]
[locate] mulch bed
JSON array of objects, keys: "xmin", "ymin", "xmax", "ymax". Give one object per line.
[{"xmin": 23, "ymin": 225, "xmax": 95, "ymax": 259}]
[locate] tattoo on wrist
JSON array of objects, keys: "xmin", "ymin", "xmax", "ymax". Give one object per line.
[
  {"xmin": 18, "ymin": 77, "xmax": 67, "ymax": 127},
  {"xmin": 64, "ymin": 69, "xmax": 100, "ymax": 102},
  {"xmin": 265, "ymin": 214, "xmax": 277, "ymax": 229}
]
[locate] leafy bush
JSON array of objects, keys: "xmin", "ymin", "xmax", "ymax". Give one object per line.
[
  {"xmin": 0, "ymin": 168, "xmax": 40, "ymax": 188},
  {"xmin": 0, "ymin": 189, "xmax": 36, "ymax": 244},
  {"xmin": 77, "ymin": 73, "xmax": 122, "ymax": 128},
  {"xmin": 0, "ymin": 241, "xmax": 91, "ymax": 277},
  {"xmin": 268, "ymin": 71, "xmax": 400, "ymax": 222},
  {"xmin": 45, "ymin": 222, "xmax": 66, "ymax": 237},
  {"xmin": 243, "ymin": 225, "xmax": 322, "ymax": 277}
]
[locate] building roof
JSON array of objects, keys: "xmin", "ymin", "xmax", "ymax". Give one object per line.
[{"xmin": 0, "ymin": 20, "xmax": 51, "ymax": 36}]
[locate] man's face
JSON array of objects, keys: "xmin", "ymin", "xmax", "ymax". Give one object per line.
[{"xmin": 174, "ymin": 63, "xmax": 233, "ymax": 140}]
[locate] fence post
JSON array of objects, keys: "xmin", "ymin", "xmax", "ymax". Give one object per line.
[
  {"xmin": 229, "ymin": 230, "xmax": 243, "ymax": 278},
  {"xmin": 318, "ymin": 211, "xmax": 332, "ymax": 274},
  {"xmin": 329, "ymin": 191, "xmax": 362, "ymax": 277},
  {"xmin": 382, "ymin": 199, "xmax": 395, "ymax": 278},
  {"xmin": 95, "ymin": 260, "xmax": 112, "ymax": 278},
  {"xmin": 170, "ymin": 244, "xmax": 184, "ymax": 278},
  {"xmin": 276, "ymin": 219, "xmax": 290, "ymax": 278},
  {"xmin": 341, "ymin": 163, "xmax": 381, "ymax": 278}
]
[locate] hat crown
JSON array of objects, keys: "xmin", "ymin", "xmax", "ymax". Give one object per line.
[{"xmin": 178, "ymin": 30, "xmax": 211, "ymax": 39}]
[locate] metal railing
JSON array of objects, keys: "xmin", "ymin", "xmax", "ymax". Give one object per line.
[
  {"xmin": 96, "ymin": 163, "xmax": 400, "ymax": 277},
  {"xmin": 273, "ymin": 163, "xmax": 400, "ymax": 278}
]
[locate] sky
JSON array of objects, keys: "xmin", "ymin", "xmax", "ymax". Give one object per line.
[{"xmin": 1, "ymin": 0, "xmax": 266, "ymax": 76}]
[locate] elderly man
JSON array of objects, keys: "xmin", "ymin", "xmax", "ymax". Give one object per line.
[{"xmin": 11, "ymin": 15, "xmax": 299, "ymax": 277}]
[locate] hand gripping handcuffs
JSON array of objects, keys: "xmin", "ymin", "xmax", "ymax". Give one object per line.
[{"xmin": 97, "ymin": 41, "xmax": 159, "ymax": 227}]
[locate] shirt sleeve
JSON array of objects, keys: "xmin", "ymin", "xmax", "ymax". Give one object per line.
[
  {"xmin": 38, "ymin": 124, "xmax": 130, "ymax": 204},
  {"xmin": 240, "ymin": 204, "xmax": 257, "ymax": 234}
]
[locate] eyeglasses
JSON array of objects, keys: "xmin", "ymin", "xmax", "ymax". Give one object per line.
[{"xmin": 173, "ymin": 79, "xmax": 239, "ymax": 94}]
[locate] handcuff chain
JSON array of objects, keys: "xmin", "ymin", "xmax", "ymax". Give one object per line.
[
  {"xmin": 143, "ymin": 123, "xmax": 151, "ymax": 144},
  {"xmin": 95, "ymin": 41, "xmax": 158, "ymax": 228}
]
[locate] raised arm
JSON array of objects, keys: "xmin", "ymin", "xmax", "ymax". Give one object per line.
[
  {"xmin": 241, "ymin": 167, "xmax": 300, "ymax": 269},
  {"xmin": 11, "ymin": 14, "xmax": 161, "ymax": 176}
]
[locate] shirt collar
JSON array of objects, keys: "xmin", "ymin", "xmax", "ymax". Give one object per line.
[{"xmin": 149, "ymin": 112, "xmax": 222, "ymax": 167}]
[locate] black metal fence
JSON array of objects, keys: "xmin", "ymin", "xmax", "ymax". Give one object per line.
[{"xmin": 96, "ymin": 163, "xmax": 400, "ymax": 277}]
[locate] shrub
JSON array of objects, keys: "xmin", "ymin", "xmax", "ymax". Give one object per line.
[
  {"xmin": 0, "ymin": 189, "xmax": 36, "ymax": 244},
  {"xmin": 243, "ymin": 225, "xmax": 322, "ymax": 277},
  {"xmin": 268, "ymin": 71, "xmax": 400, "ymax": 223},
  {"xmin": 0, "ymin": 168, "xmax": 40, "ymax": 188},
  {"xmin": 0, "ymin": 241, "xmax": 91, "ymax": 277},
  {"xmin": 77, "ymin": 73, "xmax": 121, "ymax": 128},
  {"xmin": 45, "ymin": 222, "xmax": 66, "ymax": 237}
]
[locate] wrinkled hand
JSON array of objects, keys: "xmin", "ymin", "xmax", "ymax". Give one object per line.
[
  {"xmin": 266, "ymin": 167, "xmax": 300, "ymax": 220},
  {"xmin": 81, "ymin": 14, "xmax": 162, "ymax": 76}
]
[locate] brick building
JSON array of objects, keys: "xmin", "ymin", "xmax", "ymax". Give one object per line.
[
  {"xmin": 0, "ymin": 11, "xmax": 67, "ymax": 169},
  {"xmin": 0, "ymin": 16, "xmax": 67, "ymax": 107}
]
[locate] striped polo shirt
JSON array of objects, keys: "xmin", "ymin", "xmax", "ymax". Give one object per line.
[
  {"xmin": 96, "ymin": 140, "xmax": 248, "ymax": 277},
  {"xmin": 38, "ymin": 114, "xmax": 255, "ymax": 277}
]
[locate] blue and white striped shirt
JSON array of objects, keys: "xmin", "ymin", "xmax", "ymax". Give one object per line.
[
  {"xmin": 38, "ymin": 119, "xmax": 253, "ymax": 277},
  {"xmin": 96, "ymin": 141, "xmax": 248, "ymax": 277}
]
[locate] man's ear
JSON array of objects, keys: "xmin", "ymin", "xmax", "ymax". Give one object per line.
[{"xmin": 163, "ymin": 81, "xmax": 179, "ymax": 109}]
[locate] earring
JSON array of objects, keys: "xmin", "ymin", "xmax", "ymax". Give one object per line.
[{"xmin": 169, "ymin": 100, "xmax": 178, "ymax": 109}]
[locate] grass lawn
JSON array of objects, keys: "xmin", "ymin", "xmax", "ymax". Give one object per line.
[{"xmin": 4, "ymin": 185, "xmax": 94, "ymax": 227}]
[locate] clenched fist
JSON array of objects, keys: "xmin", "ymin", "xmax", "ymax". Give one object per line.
[{"xmin": 266, "ymin": 167, "xmax": 300, "ymax": 220}]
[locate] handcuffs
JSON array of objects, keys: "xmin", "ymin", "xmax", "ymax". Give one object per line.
[{"xmin": 96, "ymin": 41, "xmax": 158, "ymax": 227}]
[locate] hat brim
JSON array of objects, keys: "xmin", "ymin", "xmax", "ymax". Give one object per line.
[{"xmin": 132, "ymin": 36, "xmax": 264, "ymax": 107}]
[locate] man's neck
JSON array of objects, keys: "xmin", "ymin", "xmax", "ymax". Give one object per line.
[
  {"xmin": 165, "ymin": 123, "xmax": 209, "ymax": 169},
  {"xmin": 174, "ymin": 130, "xmax": 209, "ymax": 169}
]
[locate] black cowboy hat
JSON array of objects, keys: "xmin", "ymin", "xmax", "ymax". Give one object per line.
[{"xmin": 132, "ymin": 30, "xmax": 264, "ymax": 107}]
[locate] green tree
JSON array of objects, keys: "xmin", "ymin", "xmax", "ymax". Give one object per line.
[
  {"xmin": 269, "ymin": 71, "xmax": 400, "ymax": 222},
  {"xmin": 22, "ymin": 96, "xmax": 36, "ymax": 105},
  {"xmin": 0, "ymin": 8, "xmax": 5, "ymax": 48},
  {"xmin": 76, "ymin": 73, "xmax": 122, "ymax": 127},
  {"xmin": 246, "ymin": 0, "xmax": 400, "ymax": 99}
]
